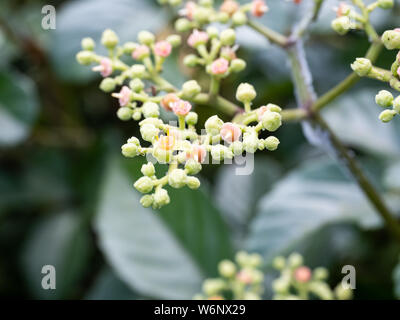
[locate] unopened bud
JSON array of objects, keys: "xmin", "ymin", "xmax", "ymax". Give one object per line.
[
  {"xmin": 101, "ymin": 29, "xmax": 119, "ymax": 48},
  {"xmin": 350, "ymin": 58, "xmax": 372, "ymax": 76},
  {"xmin": 134, "ymin": 176, "xmax": 154, "ymax": 193},
  {"xmin": 375, "ymin": 90, "xmax": 394, "ymax": 108},
  {"xmin": 168, "ymin": 169, "xmax": 187, "ymax": 188},
  {"xmin": 331, "ymin": 16, "xmax": 351, "ymax": 35}
]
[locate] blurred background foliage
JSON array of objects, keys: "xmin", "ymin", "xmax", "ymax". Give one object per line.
[{"xmin": 1, "ymin": 0, "xmax": 400, "ymax": 299}]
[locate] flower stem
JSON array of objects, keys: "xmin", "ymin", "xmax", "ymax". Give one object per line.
[{"xmin": 247, "ymin": 20, "xmax": 288, "ymax": 48}]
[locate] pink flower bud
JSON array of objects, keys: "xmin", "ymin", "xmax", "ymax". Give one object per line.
[
  {"xmin": 179, "ymin": 1, "xmax": 196, "ymax": 20},
  {"xmin": 294, "ymin": 266, "xmax": 311, "ymax": 283},
  {"xmin": 161, "ymin": 93, "xmax": 180, "ymax": 111},
  {"xmin": 221, "ymin": 46, "xmax": 237, "ymax": 60},
  {"xmin": 335, "ymin": 2, "xmax": 350, "ymax": 17},
  {"xmin": 256, "ymin": 106, "xmax": 269, "ymax": 121},
  {"xmin": 171, "ymin": 99, "xmax": 192, "ymax": 116},
  {"xmin": 112, "ymin": 86, "xmax": 132, "ymax": 106},
  {"xmin": 187, "ymin": 145, "xmax": 207, "ymax": 163},
  {"xmin": 220, "ymin": 0, "xmax": 239, "ymax": 16},
  {"xmin": 251, "ymin": 0, "xmax": 268, "ymax": 17},
  {"xmin": 211, "ymin": 58, "xmax": 229, "ymax": 75},
  {"xmin": 92, "ymin": 58, "xmax": 113, "ymax": 77},
  {"xmin": 220, "ymin": 122, "xmax": 242, "ymax": 143},
  {"xmin": 236, "ymin": 270, "xmax": 252, "ymax": 284},
  {"xmin": 132, "ymin": 45, "xmax": 150, "ymax": 60},
  {"xmin": 187, "ymin": 30, "xmax": 209, "ymax": 48},
  {"xmin": 154, "ymin": 41, "xmax": 172, "ymax": 58}
]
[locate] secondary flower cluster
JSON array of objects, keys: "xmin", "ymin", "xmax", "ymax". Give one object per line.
[
  {"xmin": 351, "ymin": 28, "xmax": 400, "ymax": 122},
  {"xmin": 194, "ymin": 251, "xmax": 265, "ymax": 300},
  {"xmin": 271, "ymin": 253, "xmax": 353, "ymax": 300},
  {"xmin": 76, "ymin": 28, "xmax": 283, "ymax": 209},
  {"xmin": 331, "ymin": 0, "xmax": 394, "ymax": 35}
]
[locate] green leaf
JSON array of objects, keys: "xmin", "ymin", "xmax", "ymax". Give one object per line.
[
  {"xmin": 50, "ymin": 0, "xmax": 166, "ymax": 82},
  {"xmin": 323, "ymin": 88, "xmax": 400, "ymax": 157},
  {"xmin": 245, "ymin": 157, "xmax": 382, "ymax": 263},
  {"xmin": 393, "ymin": 256, "xmax": 400, "ymax": 299},
  {"xmin": 95, "ymin": 156, "xmax": 232, "ymax": 299},
  {"xmin": 0, "ymin": 71, "xmax": 38, "ymax": 146},
  {"xmin": 20, "ymin": 212, "xmax": 92, "ymax": 299}
]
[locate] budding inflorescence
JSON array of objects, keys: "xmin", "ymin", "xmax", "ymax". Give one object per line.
[
  {"xmin": 77, "ymin": 16, "xmax": 284, "ymax": 208},
  {"xmin": 194, "ymin": 251, "xmax": 264, "ymax": 300},
  {"xmin": 271, "ymin": 253, "xmax": 353, "ymax": 300}
]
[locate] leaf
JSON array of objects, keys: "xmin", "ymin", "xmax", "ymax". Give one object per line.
[
  {"xmin": 20, "ymin": 211, "xmax": 92, "ymax": 299},
  {"xmin": 214, "ymin": 157, "xmax": 282, "ymax": 244},
  {"xmin": 323, "ymin": 88, "xmax": 400, "ymax": 157},
  {"xmin": 50, "ymin": 0, "xmax": 166, "ymax": 82},
  {"xmin": 393, "ymin": 256, "xmax": 400, "ymax": 299},
  {"xmin": 0, "ymin": 71, "xmax": 38, "ymax": 146},
  {"xmin": 245, "ymin": 157, "xmax": 382, "ymax": 263},
  {"xmin": 85, "ymin": 267, "xmax": 138, "ymax": 300},
  {"xmin": 95, "ymin": 156, "xmax": 232, "ymax": 299}
]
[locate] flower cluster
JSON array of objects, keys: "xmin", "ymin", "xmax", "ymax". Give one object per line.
[
  {"xmin": 194, "ymin": 251, "xmax": 265, "ymax": 300},
  {"xmin": 271, "ymin": 253, "xmax": 353, "ymax": 300},
  {"xmin": 350, "ymin": 28, "xmax": 400, "ymax": 122},
  {"xmin": 331, "ymin": 0, "xmax": 394, "ymax": 36},
  {"xmin": 77, "ymin": 27, "xmax": 283, "ymax": 209}
]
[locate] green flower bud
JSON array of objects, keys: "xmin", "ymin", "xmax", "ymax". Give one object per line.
[
  {"xmin": 117, "ymin": 107, "xmax": 133, "ymax": 121},
  {"xmin": 142, "ymin": 102, "xmax": 160, "ymax": 118},
  {"xmin": 141, "ymin": 162, "xmax": 155, "ymax": 177},
  {"xmin": 266, "ymin": 103, "xmax": 282, "ymax": 113},
  {"xmin": 205, "ymin": 115, "xmax": 224, "ymax": 135},
  {"xmin": 166, "ymin": 34, "xmax": 182, "ymax": 47},
  {"xmin": 243, "ymin": 292, "xmax": 261, "ymax": 300},
  {"xmin": 350, "ymin": 58, "xmax": 372, "ymax": 76},
  {"xmin": 230, "ymin": 140, "xmax": 243, "ymax": 156},
  {"xmin": 379, "ymin": 109, "xmax": 396, "ymax": 122},
  {"xmin": 220, "ymin": 28, "xmax": 236, "ymax": 46},
  {"xmin": 185, "ymin": 112, "xmax": 198, "ymax": 125},
  {"xmin": 186, "ymin": 176, "xmax": 201, "ymax": 189},
  {"xmin": 217, "ymin": 12, "xmax": 230, "ymax": 23},
  {"xmin": 140, "ymin": 123, "xmax": 159, "ymax": 142},
  {"xmin": 168, "ymin": 168, "xmax": 187, "ymax": 188},
  {"xmin": 218, "ymin": 260, "xmax": 236, "ymax": 278},
  {"xmin": 129, "ymin": 78, "xmax": 145, "ymax": 92},
  {"xmin": 378, "ymin": 0, "xmax": 394, "ymax": 9},
  {"xmin": 211, "ymin": 145, "xmax": 233, "ymax": 161},
  {"xmin": 182, "ymin": 80, "xmax": 201, "ymax": 98},
  {"xmin": 251, "ymin": 269, "xmax": 264, "ymax": 284},
  {"xmin": 184, "ymin": 54, "xmax": 198, "ymax": 67},
  {"xmin": 134, "ymin": 176, "xmax": 154, "ymax": 193},
  {"xmin": 121, "ymin": 143, "xmax": 139, "ymax": 158},
  {"xmin": 272, "ymin": 256, "xmax": 286, "ymax": 270},
  {"xmin": 140, "ymin": 117, "xmax": 163, "ymax": 127},
  {"xmin": 393, "ymin": 96, "xmax": 400, "ymax": 113},
  {"xmin": 123, "ymin": 41, "xmax": 139, "ymax": 54},
  {"xmin": 127, "ymin": 136, "xmax": 140, "ymax": 145},
  {"xmin": 99, "ymin": 78, "xmax": 116, "ymax": 92},
  {"xmin": 193, "ymin": 7, "xmax": 211, "ymax": 24},
  {"xmin": 81, "ymin": 37, "xmax": 95, "ymax": 51},
  {"xmin": 232, "ymin": 11, "xmax": 247, "ymax": 26},
  {"xmin": 314, "ymin": 267, "xmax": 329, "ymax": 280},
  {"xmin": 334, "ymin": 284, "xmax": 353, "ymax": 300},
  {"xmin": 152, "ymin": 148, "xmax": 173, "ymax": 163},
  {"xmin": 169, "ymin": 0, "xmax": 182, "ymax": 6},
  {"xmin": 202, "ymin": 279, "xmax": 225, "ymax": 296},
  {"xmin": 272, "ymin": 277, "xmax": 290, "ymax": 294},
  {"xmin": 375, "ymin": 90, "xmax": 394, "ymax": 107},
  {"xmin": 185, "ymin": 159, "xmax": 202, "ymax": 175},
  {"xmin": 382, "ymin": 29, "xmax": 400, "ymax": 50},
  {"xmin": 130, "ymin": 64, "xmax": 146, "ymax": 78},
  {"xmin": 264, "ymin": 136, "xmax": 280, "ymax": 151},
  {"xmin": 140, "ymin": 194, "xmax": 154, "ymax": 207},
  {"xmin": 132, "ymin": 110, "xmax": 142, "ymax": 121},
  {"xmin": 236, "ymin": 83, "xmax": 257, "ymax": 103},
  {"xmin": 262, "ymin": 111, "xmax": 282, "ymax": 132},
  {"xmin": 138, "ymin": 30, "xmax": 155, "ymax": 45},
  {"xmin": 309, "ymin": 282, "xmax": 334, "ymax": 300},
  {"xmin": 76, "ymin": 51, "xmax": 94, "ymax": 65},
  {"xmin": 230, "ymin": 59, "xmax": 246, "ymax": 73},
  {"xmin": 288, "ymin": 253, "xmax": 303, "ymax": 268},
  {"xmin": 235, "ymin": 251, "xmax": 249, "ymax": 267},
  {"xmin": 206, "ymin": 26, "xmax": 219, "ymax": 38},
  {"xmin": 101, "ymin": 29, "xmax": 119, "ymax": 48},
  {"xmin": 175, "ymin": 18, "xmax": 192, "ymax": 32},
  {"xmin": 248, "ymin": 253, "xmax": 263, "ymax": 268},
  {"xmin": 153, "ymin": 188, "xmax": 170, "ymax": 208},
  {"xmin": 331, "ymin": 16, "xmax": 351, "ymax": 35},
  {"xmin": 243, "ymin": 132, "xmax": 259, "ymax": 153}
]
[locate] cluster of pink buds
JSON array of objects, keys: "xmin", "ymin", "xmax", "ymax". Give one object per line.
[
  {"xmin": 194, "ymin": 251, "xmax": 264, "ymax": 300},
  {"xmin": 271, "ymin": 253, "xmax": 353, "ymax": 300}
]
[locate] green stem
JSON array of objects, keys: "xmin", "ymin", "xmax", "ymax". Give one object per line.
[
  {"xmin": 209, "ymin": 76, "xmax": 220, "ymax": 97},
  {"xmin": 247, "ymin": 20, "xmax": 288, "ymax": 48},
  {"xmin": 178, "ymin": 115, "xmax": 186, "ymax": 130}
]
